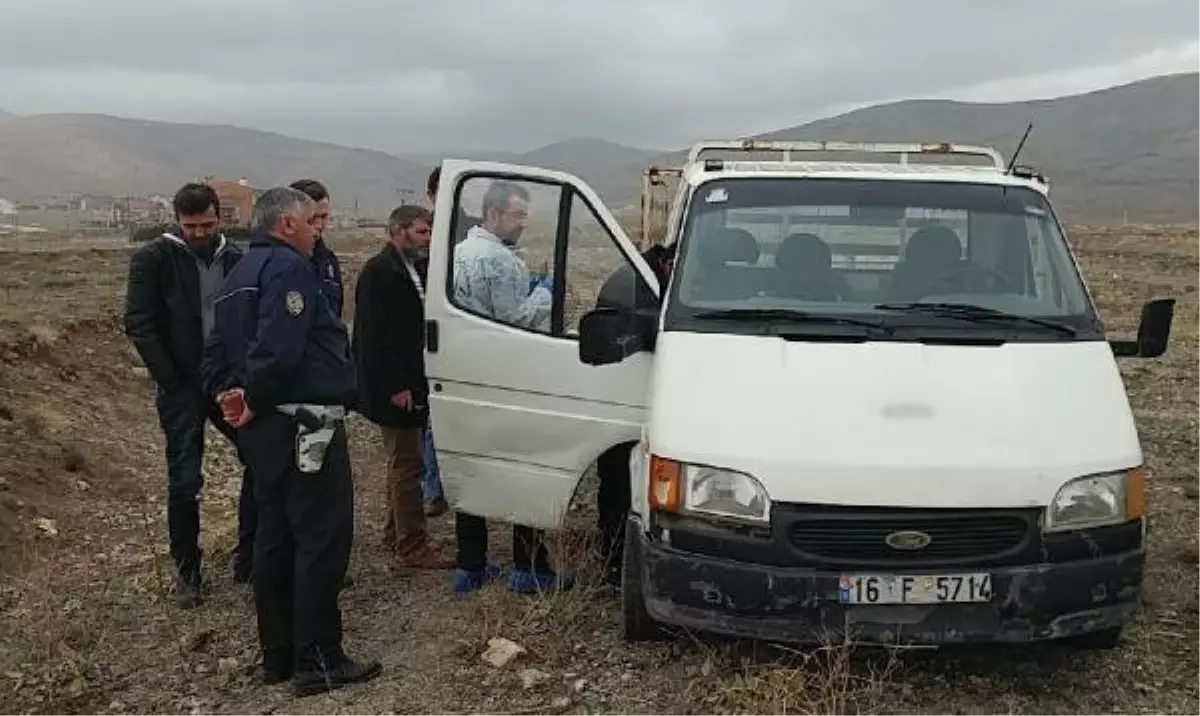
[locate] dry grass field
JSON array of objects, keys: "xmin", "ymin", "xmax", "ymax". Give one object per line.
[{"xmin": 0, "ymin": 222, "xmax": 1196, "ymax": 714}]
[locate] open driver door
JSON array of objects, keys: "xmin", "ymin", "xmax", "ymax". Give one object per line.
[{"xmin": 424, "ymin": 160, "xmax": 661, "ymax": 530}]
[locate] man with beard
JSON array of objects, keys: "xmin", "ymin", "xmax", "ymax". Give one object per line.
[
  {"xmin": 123, "ymin": 182, "xmax": 257, "ymax": 606},
  {"xmin": 451, "ymin": 180, "xmax": 552, "ymax": 331},
  {"xmin": 449, "ymin": 180, "xmax": 569, "ymax": 595},
  {"xmin": 351, "ymin": 205, "xmax": 455, "ymax": 569}
]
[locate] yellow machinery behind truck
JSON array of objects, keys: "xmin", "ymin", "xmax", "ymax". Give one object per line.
[{"xmin": 638, "ymin": 165, "xmax": 683, "ymax": 249}]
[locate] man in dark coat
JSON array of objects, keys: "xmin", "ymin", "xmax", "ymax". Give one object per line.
[
  {"xmin": 427, "ymin": 165, "xmax": 480, "ymax": 245},
  {"xmin": 593, "ymin": 241, "xmax": 676, "ymax": 585},
  {"xmin": 122, "ymin": 182, "xmax": 256, "ymax": 606},
  {"xmin": 288, "ymin": 179, "xmax": 345, "ymax": 321},
  {"xmin": 289, "ymin": 178, "xmax": 357, "ymax": 589},
  {"xmin": 351, "ymin": 204, "xmax": 454, "ymax": 569}
]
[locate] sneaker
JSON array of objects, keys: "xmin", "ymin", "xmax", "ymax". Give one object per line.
[
  {"xmin": 452, "ymin": 560, "xmax": 503, "ymax": 594},
  {"xmin": 425, "ymin": 497, "xmax": 449, "ymax": 517},
  {"xmin": 506, "ymin": 569, "xmax": 576, "ymax": 596},
  {"xmin": 291, "ymin": 655, "xmax": 382, "ymax": 698},
  {"xmin": 396, "ymin": 541, "xmax": 455, "ymax": 570}
]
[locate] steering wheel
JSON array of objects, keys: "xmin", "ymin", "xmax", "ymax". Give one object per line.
[{"xmin": 916, "ymin": 264, "xmax": 1014, "ymax": 299}]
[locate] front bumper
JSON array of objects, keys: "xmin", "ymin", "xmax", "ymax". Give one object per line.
[{"xmin": 637, "ymin": 528, "xmax": 1143, "ymax": 645}]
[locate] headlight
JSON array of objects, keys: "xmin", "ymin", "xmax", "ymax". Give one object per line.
[
  {"xmin": 647, "ymin": 455, "xmax": 770, "ymax": 522},
  {"xmin": 1045, "ymin": 468, "xmax": 1144, "ymax": 532},
  {"xmin": 683, "ymin": 465, "xmax": 770, "ymax": 522}
]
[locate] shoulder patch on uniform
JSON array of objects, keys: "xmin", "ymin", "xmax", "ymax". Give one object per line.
[{"xmin": 285, "ymin": 290, "xmax": 305, "ymax": 316}]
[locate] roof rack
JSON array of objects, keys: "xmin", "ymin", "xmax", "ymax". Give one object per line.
[{"xmin": 686, "ymin": 140, "xmax": 1006, "ymax": 172}]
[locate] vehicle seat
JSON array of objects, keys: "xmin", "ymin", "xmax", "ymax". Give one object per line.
[
  {"xmin": 884, "ymin": 226, "xmax": 964, "ymax": 301},
  {"xmin": 772, "ymin": 232, "xmax": 854, "ymax": 301},
  {"xmin": 690, "ymin": 227, "xmax": 761, "ymax": 300}
]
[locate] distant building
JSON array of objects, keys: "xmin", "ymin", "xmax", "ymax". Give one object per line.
[
  {"xmin": 0, "ymin": 198, "xmax": 16, "ymax": 215},
  {"xmin": 205, "ymin": 177, "xmax": 259, "ymax": 229}
]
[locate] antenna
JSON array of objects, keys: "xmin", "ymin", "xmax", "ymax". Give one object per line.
[{"xmin": 1005, "ymin": 122, "xmax": 1034, "ymax": 174}]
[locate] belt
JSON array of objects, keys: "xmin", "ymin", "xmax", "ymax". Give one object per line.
[{"xmin": 276, "ymin": 403, "xmax": 346, "ymax": 429}]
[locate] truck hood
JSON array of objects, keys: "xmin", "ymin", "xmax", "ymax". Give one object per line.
[{"xmin": 647, "ymin": 331, "xmax": 1142, "ymax": 509}]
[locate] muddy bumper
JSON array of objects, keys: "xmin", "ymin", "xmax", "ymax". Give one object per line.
[{"xmin": 637, "ymin": 531, "xmax": 1143, "ymax": 645}]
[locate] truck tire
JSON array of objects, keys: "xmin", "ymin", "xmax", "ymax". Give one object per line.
[{"xmin": 621, "ymin": 523, "xmax": 663, "ymax": 642}]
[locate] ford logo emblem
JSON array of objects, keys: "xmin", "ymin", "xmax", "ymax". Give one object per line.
[{"xmin": 884, "ymin": 530, "xmax": 932, "ymax": 551}]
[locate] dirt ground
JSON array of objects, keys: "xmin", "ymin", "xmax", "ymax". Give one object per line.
[{"xmin": 0, "ymin": 224, "xmax": 1196, "ymax": 714}]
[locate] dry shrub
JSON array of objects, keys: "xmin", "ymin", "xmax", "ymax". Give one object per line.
[
  {"xmin": 698, "ymin": 638, "xmax": 904, "ymax": 715},
  {"xmin": 0, "ymin": 541, "xmax": 125, "ymax": 710}
]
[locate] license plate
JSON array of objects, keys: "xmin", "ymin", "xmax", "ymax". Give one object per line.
[{"xmin": 838, "ymin": 573, "xmax": 993, "ymax": 604}]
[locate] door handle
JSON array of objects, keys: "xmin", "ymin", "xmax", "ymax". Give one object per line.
[{"xmin": 425, "ymin": 319, "xmax": 439, "ymax": 353}]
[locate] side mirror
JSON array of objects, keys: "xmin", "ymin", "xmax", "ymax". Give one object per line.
[
  {"xmin": 578, "ymin": 307, "xmax": 657, "ymax": 366},
  {"xmin": 1109, "ymin": 298, "xmax": 1175, "ymax": 358}
]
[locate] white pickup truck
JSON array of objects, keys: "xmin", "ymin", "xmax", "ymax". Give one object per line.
[{"xmin": 424, "ymin": 140, "xmax": 1175, "ymax": 649}]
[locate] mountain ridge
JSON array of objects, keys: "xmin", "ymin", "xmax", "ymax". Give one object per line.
[{"xmin": 0, "ymin": 72, "xmax": 1195, "ymax": 221}]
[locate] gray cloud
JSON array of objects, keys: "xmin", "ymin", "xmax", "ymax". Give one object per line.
[{"xmin": 0, "ymin": 0, "xmax": 1196, "ymax": 154}]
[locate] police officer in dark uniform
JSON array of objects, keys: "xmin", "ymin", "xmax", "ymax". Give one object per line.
[{"xmin": 201, "ymin": 186, "xmax": 380, "ymax": 697}]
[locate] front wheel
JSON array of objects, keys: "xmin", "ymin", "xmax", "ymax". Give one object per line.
[{"xmin": 621, "ymin": 522, "xmax": 663, "ymax": 642}]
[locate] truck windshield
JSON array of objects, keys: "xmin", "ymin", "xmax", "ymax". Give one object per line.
[{"xmin": 664, "ymin": 177, "xmax": 1102, "ymax": 341}]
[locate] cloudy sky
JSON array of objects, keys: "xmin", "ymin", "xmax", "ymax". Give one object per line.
[{"xmin": 0, "ymin": 0, "xmax": 1196, "ymax": 156}]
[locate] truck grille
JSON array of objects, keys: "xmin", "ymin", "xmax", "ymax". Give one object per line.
[{"xmin": 783, "ymin": 505, "xmax": 1035, "ymax": 567}]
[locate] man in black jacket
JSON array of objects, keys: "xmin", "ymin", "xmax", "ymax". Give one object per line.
[
  {"xmin": 593, "ymin": 241, "xmax": 676, "ymax": 585},
  {"xmin": 288, "ymin": 179, "xmax": 345, "ymax": 321},
  {"xmin": 351, "ymin": 205, "xmax": 454, "ymax": 569},
  {"xmin": 426, "ymin": 165, "xmax": 480, "ymax": 246},
  {"xmin": 122, "ymin": 182, "xmax": 257, "ymax": 607},
  {"xmin": 287, "ymin": 178, "xmax": 358, "ymax": 588}
]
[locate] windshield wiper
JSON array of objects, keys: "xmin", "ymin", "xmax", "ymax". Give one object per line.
[
  {"xmin": 691, "ymin": 308, "xmax": 891, "ymax": 332},
  {"xmin": 873, "ymin": 302, "xmax": 1078, "ymax": 336}
]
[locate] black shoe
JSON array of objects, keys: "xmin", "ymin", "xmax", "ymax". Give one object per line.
[
  {"xmin": 231, "ymin": 554, "xmax": 253, "ymax": 584},
  {"xmin": 291, "ymin": 656, "xmax": 382, "ymax": 697},
  {"xmin": 342, "ymin": 573, "xmax": 355, "ymax": 588},
  {"xmin": 174, "ymin": 566, "xmax": 202, "ymax": 609},
  {"xmin": 425, "ymin": 497, "xmax": 449, "ymax": 517},
  {"xmin": 261, "ymin": 665, "xmax": 293, "ymax": 685}
]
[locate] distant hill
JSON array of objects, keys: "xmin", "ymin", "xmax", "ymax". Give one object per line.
[
  {"xmin": 506, "ymin": 138, "xmax": 660, "ymax": 201},
  {"xmin": 407, "ymin": 137, "xmax": 661, "ymax": 206},
  {"xmin": 420, "ymin": 73, "xmax": 1198, "ymax": 222},
  {"xmin": 0, "ymin": 113, "xmax": 429, "ymax": 216},
  {"xmin": 0, "ymin": 72, "xmax": 1194, "ymax": 222},
  {"xmin": 641, "ymin": 73, "xmax": 1197, "ymax": 222}
]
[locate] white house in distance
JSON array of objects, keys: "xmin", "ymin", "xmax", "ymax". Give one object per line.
[{"xmin": 0, "ymin": 198, "xmax": 16, "ymax": 215}]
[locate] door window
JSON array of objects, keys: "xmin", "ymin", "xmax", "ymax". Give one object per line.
[
  {"xmin": 448, "ymin": 173, "xmax": 656, "ymax": 339},
  {"xmin": 448, "ymin": 175, "xmax": 560, "ymax": 334}
]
